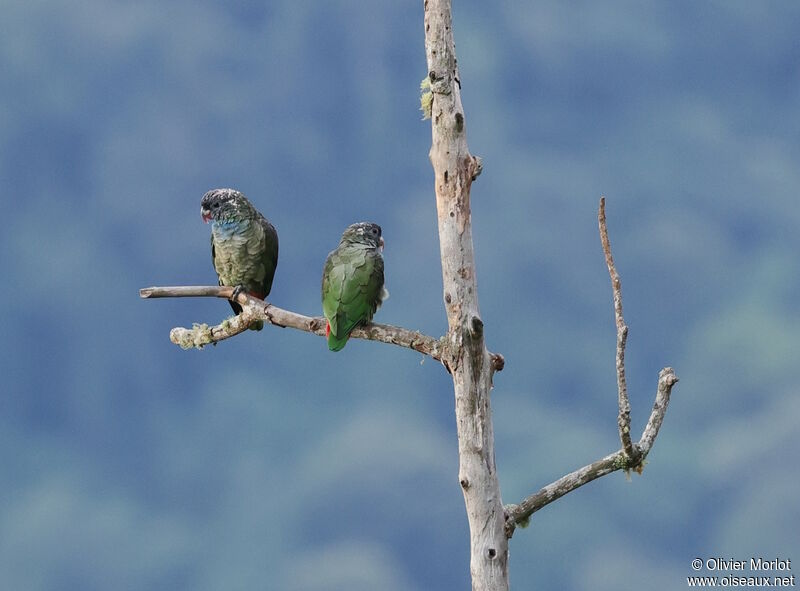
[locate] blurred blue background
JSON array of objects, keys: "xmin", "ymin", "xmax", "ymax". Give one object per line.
[{"xmin": 2, "ymin": 1, "xmax": 799, "ymax": 589}]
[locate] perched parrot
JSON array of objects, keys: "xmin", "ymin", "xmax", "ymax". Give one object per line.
[
  {"xmin": 201, "ymin": 188, "xmax": 278, "ymax": 330},
  {"xmin": 321, "ymin": 222, "xmax": 388, "ymax": 351}
]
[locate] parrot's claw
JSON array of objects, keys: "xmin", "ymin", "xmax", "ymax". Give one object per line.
[{"xmin": 231, "ymin": 284, "xmax": 247, "ymax": 304}]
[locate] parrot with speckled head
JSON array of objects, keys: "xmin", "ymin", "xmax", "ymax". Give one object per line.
[
  {"xmin": 201, "ymin": 188, "xmax": 278, "ymax": 330},
  {"xmin": 321, "ymin": 222, "xmax": 388, "ymax": 351}
]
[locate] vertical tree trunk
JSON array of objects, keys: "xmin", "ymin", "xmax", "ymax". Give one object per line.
[{"xmin": 423, "ymin": 2, "xmax": 509, "ymax": 589}]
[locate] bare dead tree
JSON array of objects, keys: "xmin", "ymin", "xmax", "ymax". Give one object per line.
[
  {"xmin": 140, "ymin": 1, "xmax": 678, "ymax": 588},
  {"xmin": 421, "ymin": 3, "xmax": 511, "ymax": 588}
]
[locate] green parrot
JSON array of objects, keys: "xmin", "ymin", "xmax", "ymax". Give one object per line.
[
  {"xmin": 321, "ymin": 222, "xmax": 388, "ymax": 351},
  {"xmin": 201, "ymin": 188, "xmax": 278, "ymax": 330}
]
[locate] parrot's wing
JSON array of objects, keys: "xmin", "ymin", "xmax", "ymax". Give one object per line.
[
  {"xmin": 322, "ymin": 251, "xmax": 347, "ymax": 337},
  {"xmin": 336, "ymin": 249, "xmax": 384, "ymax": 337},
  {"xmin": 253, "ymin": 216, "xmax": 279, "ymax": 298}
]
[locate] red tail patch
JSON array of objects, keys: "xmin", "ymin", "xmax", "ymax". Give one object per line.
[{"xmin": 326, "ymin": 322, "xmax": 330, "ymax": 337}]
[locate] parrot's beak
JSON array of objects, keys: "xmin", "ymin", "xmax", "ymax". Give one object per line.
[
  {"xmin": 201, "ymin": 207, "xmax": 212, "ymax": 223},
  {"xmin": 379, "ymin": 237, "xmax": 385, "ymax": 251}
]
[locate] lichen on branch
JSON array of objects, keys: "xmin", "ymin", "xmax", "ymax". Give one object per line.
[{"xmin": 140, "ymin": 285, "xmax": 461, "ymax": 366}]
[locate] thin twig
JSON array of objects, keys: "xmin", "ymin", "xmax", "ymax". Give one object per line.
[
  {"xmin": 598, "ymin": 197, "xmax": 634, "ymax": 459},
  {"xmin": 639, "ymin": 367, "xmax": 679, "ymax": 456},
  {"xmin": 140, "ymin": 285, "xmax": 452, "ymax": 363},
  {"xmin": 504, "ymin": 450, "xmax": 626, "ymax": 535},
  {"xmin": 504, "ymin": 367, "xmax": 678, "ymax": 538}
]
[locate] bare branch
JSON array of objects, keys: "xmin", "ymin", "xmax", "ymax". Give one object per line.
[
  {"xmin": 639, "ymin": 367, "xmax": 679, "ymax": 456},
  {"xmin": 140, "ymin": 285, "xmax": 450, "ymax": 363},
  {"xmin": 140, "ymin": 286, "xmax": 237, "ymax": 299},
  {"xmin": 598, "ymin": 197, "xmax": 634, "ymax": 458},
  {"xmin": 504, "ymin": 450, "xmax": 627, "ymax": 537},
  {"xmin": 503, "ymin": 202, "xmax": 679, "ymax": 538},
  {"xmin": 504, "ymin": 366, "xmax": 679, "ymax": 537}
]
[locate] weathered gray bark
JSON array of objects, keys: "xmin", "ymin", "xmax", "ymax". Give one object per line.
[{"xmin": 423, "ymin": 1, "xmax": 509, "ymax": 589}]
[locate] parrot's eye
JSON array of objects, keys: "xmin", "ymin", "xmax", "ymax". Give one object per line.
[
  {"xmin": 371, "ymin": 228, "xmax": 378, "ymax": 235},
  {"xmin": 212, "ymin": 202, "xmax": 220, "ymax": 209}
]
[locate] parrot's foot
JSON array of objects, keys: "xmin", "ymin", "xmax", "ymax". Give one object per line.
[
  {"xmin": 229, "ymin": 285, "xmax": 263, "ymax": 330},
  {"xmin": 231, "ymin": 284, "xmax": 247, "ymax": 303}
]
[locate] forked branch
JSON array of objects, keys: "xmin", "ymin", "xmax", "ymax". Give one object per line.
[{"xmin": 504, "ymin": 199, "xmax": 679, "ymax": 538}]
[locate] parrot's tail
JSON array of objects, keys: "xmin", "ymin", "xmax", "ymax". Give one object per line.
[{"xmin": 327, "ymin": 330, "xmax": 349, "ymax": 352}]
